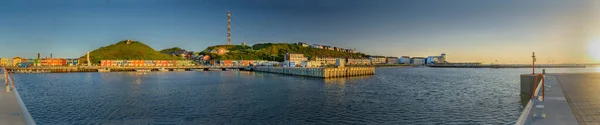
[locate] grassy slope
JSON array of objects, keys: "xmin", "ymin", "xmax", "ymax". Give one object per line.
[
  {"xmin": 159, "ymin": 47, "xmax": 185, "ymax": 54},
  {"xmin": 79, "ymin": 40, "xmax": 181, "ymax": 64},
  {"xmin": 201, "ymin": 43, "xmax": 367, "ymax": 61}
]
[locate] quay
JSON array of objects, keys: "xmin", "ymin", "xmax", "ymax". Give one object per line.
[
  {"xmin": 253, "ymin": 66, "xmax": 374, "ymax": 78},
  {"xmin": 517, "ymin": 72, "xmax": 600, "ymax": 125},
  {"xmin": 1, "ymin": 69, "xmax": 35, "ymax": 125},
  {"xmin": 4, "ymin": 66, "xmax": 246, "ymax": 73}
]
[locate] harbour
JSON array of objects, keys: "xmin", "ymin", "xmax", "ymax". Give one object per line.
[
  {"xmin": 6, "ymin": 67, "xmax": 597, "ymax": 124},
  {"xmin": 0, "ymin": 0, "xmax": 598, "ymax": 124}
]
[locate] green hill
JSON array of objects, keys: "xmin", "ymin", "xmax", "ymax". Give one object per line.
[
  {"xmin": 202, "ymin": 45, "xmax": 251, "ymax": 52},
  {"xmin": 201, "ymin": 43, "xmax": 367, "ymax": 61},
  {"xmin": 79, "ymin": 40, "xmax": 182, "ymax": 64},
  {"xmin": 159, "ymin": 47, "xmax": 185, "ymax": 54}
]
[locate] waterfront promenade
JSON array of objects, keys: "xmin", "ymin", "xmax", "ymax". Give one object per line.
[
  {"xmin": 1, "ymin": 68, "xmax": 34, "ymax": 125},
  {"xmin": 0, "ymin": 90, "xmax": 27, "ymax": 125},
  {"xmin": 518, "ymin": 73, "xmax": 600, "ymax": 125}
]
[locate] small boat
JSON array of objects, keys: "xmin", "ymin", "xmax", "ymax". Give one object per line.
[
  {"xmin": 158, "ymin": 68, "xmax": 168, "ymax": 72},
  {"xmin": 135, "ymin": 69, "xmax": 151, "ymax": 72},
  {"xmin": 98, "ymin": 68, "xmax": 111, "ymax": 72},
  {"xmin": 192, "ymin": 69, "xmax": 205, "ymax": 72},
  {"xmin": 173, "ymin": 69, "xmax": 186, "ymax": 72}
]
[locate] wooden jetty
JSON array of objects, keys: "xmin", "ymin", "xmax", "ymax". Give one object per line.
[{"xmin": 253, "ymin": 67, "xmax": 375, "ymax": 78}]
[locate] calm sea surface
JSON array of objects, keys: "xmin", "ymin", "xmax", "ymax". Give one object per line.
[{"xmin": 13, "ymin": 67, "xmax": 600, "ymax": 124}]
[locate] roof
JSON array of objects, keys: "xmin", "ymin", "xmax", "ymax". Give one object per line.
[
  {"xmin": 411, "ymin": 57, "xmax": 426, "ymax": 59},
  {"xmin": 347, "ymin": 58, "xmax": 370, "ymax": 59},
  {"xmin": 401, "ymin": 56, "xmax": 410, "ymax": 58}
]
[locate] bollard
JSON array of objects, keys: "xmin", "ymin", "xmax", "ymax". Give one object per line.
[
  {"xmin": 532, "ymin": 98, "xmax": 546, "ymax": 118},
  {"xmin": 542, "ymin": 69, "xmax": 545, "ymax": 74}
]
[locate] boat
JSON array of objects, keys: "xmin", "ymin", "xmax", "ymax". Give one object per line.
[
  {"xmin": 98, "ymin": 68, "xmax": 111, "ymax": 72},
  {"xmin": 135, "ymin": 69, "xmax": 151, "ymax": 72},
  {"xmin": 192, "ymin": 69, "xmax": 205, "ymax": 72},
  {"xmin": 173, "ymin": 69, "xmax": 186, "ymax": 72},
  {"xmin": 158, "ymin": 68, "xmax": 168, "ymax": 72},
  {"xmin": 206, "ymin": 68, "xmax": 223, "ymax": 71}
]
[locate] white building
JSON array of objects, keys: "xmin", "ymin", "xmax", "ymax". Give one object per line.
[
  {"xmin": 411, "ymin": 57, "xmax": 427, "ymax": 65},
  {"xmin": 310, "ymin": 44, "xmax": 323, "ymax": 49},
  {"xmin": 347, "ymin": 58, "xmax": 371, "ymax": 65},
  {"xmin": 386, "ymin": 57, "xmax": 398, "ymax": 64},
  {"xmin": 370, "ymin": 56, "xmax": 386, "ymax": 64},
  {"xmin": 425, "ymin": 53, "xmax": 447, "ymax": 64},
  {"xmin": 297, "ymin": 42, "xmax": 309, "ymax": 47},
  {"xmin": 284, "ymin": 53, "xmax": 307, "ymax": 67},
  {"xmin": 313, "ymin": 57, "xmax": 339, "ymax": 65},
  {"xmin": 399, "ymin": 56, "xmax": 410, "ymax": 64}
]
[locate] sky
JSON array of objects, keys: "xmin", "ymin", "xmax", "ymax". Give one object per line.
[{"xmin": 0, "ymin": 0, "xmax": 598, "ymax": 63}]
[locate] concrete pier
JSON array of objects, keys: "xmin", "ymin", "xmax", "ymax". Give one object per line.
[
  {"xmin": 1, "ymin": 70, "xmax": 32, "ymax": 125},
  {"xmin": 520, "ymin": 74, "xmax": 544, "ymax": 99},
  {"xmin": 517, "ymin": 73, "xmax": 600, "ymax": 125},
  {"xmin": 253, "ymin": 67, "xmax": 375, "ymax": 78},
  {"xmin": 0, "ymin": 90, "xmax": 27, "ymax": 125}
]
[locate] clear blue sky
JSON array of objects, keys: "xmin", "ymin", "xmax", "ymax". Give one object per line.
[{"xmin": 0, "ymin": 0, "xmax": 596, "ymax": 63}]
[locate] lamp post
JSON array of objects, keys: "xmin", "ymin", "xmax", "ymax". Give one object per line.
[{"xmin": 532, "ymin": 52, "xmax": 536, "ymax": 74}]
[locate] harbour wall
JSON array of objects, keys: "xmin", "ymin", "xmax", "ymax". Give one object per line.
[{"xmin": 253, "ymin": 67, "xmax": 375, "ymax": 78}]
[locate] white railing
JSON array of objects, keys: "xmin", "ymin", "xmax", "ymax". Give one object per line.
[
  {"xmin": 3, "ymin": 67, "xmax": 37, "ymax": 125},
  {"xmin": 515, "ymin": 74, "xmax": 545, "ymax": 125}
]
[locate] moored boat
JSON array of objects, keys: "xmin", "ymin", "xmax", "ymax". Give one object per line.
[
  {"xmin": 135, "ymin": 69, "xmax": 151, "ymax": 72},
  {"xmin": 158, "ymin": 68, "xmax": 168, "ymax": 72},
  {"xmin": 98, "ymin": 68, "xmax": 111, "ymax": 72},
  {"xmin": 173, "ymin": 69, "xmax": 186, "ymax": 72}
]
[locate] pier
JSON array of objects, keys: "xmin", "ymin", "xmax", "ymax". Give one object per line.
[
  {"xmin": 517, "ymin": 73, "xmax": 600, "ymax": 125},
  {"xmin": 1, "ymin": 68, "xmax": 34, "ymax": 125},
  {"xmin": 253, "ymin": 67, "xmax": 375, "ymax": 78}
]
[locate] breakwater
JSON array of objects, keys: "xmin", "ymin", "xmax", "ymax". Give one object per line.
[{"xmin": 253, "ymin": 67, "xmax": 374, "ymax": 78}]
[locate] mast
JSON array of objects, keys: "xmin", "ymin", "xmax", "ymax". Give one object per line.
[{"xmin": 227, "ymin": 10, "xmax": 231, "ymax": 45}]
